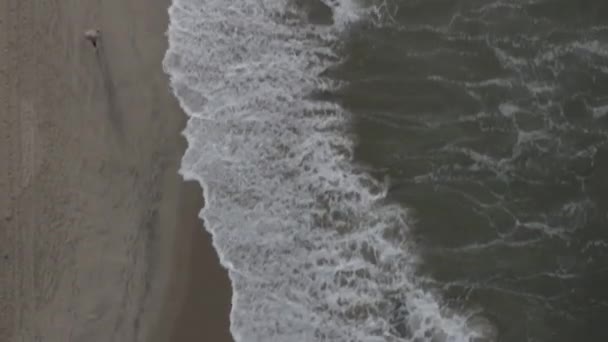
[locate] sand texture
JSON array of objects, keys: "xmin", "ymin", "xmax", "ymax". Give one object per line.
[{"xmin": 0, "ymin": 0, "xmax": 232, "ymax": 341}]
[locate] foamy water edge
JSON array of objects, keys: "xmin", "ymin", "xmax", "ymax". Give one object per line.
[{"xmin": 163, "ymin": 0, "xmax": 489, "ymax": 341}]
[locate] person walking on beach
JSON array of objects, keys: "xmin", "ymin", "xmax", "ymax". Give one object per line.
[{"xmin": 84, "ymin": 29, "xmax": 101, "ymax": 48}]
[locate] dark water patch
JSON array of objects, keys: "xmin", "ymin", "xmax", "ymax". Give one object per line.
[
  {"xmin": 326, "ymin": 0, "xmax": 608, "ymax": 340},
  {"xmin": 526, "ymin": 0, "xmax": 608, "ymax": 27},
  {"xmin": 294, "ymin": 0, "xmax": 334, "ymax": 25}
]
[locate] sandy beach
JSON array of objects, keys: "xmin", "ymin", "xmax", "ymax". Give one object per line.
[{"xmin": 1, "ymin": 0, "xmax": 232, "ymax": 341}]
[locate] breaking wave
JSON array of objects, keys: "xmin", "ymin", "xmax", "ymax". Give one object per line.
[{"xmin": 164, "ymin": 0, "xmax": 490, "ymax": 340}]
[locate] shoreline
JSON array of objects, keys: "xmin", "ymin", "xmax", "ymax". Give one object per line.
[
  {"xmin": 1, "ymin": 0, "xmax": 233, "ymax": 341},
  {"xmin": 158, "ymin": 179, "xmax": 233, "ymax": 342}
]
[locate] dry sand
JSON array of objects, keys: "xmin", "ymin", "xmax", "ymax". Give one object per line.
[{"xmin": 1, "ymin": 0, "xmax": 232, "ymax": 341}]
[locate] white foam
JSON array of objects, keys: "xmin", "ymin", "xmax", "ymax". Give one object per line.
[
  {"xmin": 498, "ymin": 103, "xmax": 518, "ymax": 118},
  {"xmin": 591, "ymin": 104, "xmax": 608, "ymax": 119},
  {"xmin": 164, "ymin": 0, "xmax": 485, "ymax": 341},
  {"xmin": 572, "ymin": 40, "xmax": 608, "ymax": 58}
]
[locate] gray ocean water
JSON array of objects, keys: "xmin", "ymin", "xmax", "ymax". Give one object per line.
[
  {"xmin": 165, "ymin": 0, "xmax": 608, "ymax": 341},
  {"xmin": 333, "ymin": 1, "xmax": 608, "ymax": 340}
]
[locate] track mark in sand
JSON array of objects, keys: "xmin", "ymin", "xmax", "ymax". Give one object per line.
[{"xmin": 19, "ymin": 101, "xmax": 38, "ymax": 190}]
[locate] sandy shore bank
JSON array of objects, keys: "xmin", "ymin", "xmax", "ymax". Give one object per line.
[{"xmin": 0, "ymin": 0, "xmax": 232, "ymax": 341}]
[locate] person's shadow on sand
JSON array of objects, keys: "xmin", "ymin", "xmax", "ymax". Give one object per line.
[{"xmin": 86, "ymin": 30, "xmax": 126, "ymax": 140}]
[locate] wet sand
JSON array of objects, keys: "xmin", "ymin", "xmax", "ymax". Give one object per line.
[{"xmin": 0, "ymin": 0, "xmax": 232, "ymax": 341}]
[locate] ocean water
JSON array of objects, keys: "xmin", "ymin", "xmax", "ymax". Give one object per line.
[{"xmin": 163, "ymin": 1, "xmax": 608, "ymax": 341}]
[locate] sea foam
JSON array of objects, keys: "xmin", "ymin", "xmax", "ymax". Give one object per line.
[{"xmin": 164, "ymin": 0, "xmax": 485, "ymax": 340}]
